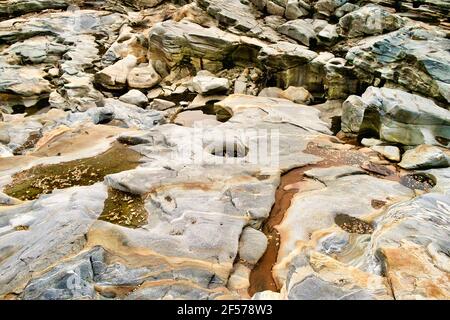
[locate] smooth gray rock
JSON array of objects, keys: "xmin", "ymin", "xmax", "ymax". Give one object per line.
[
  {"xmin": 346, "ymin": 27, "xmax": 450, "ymax": 104},
  {"xmin": 192, "ymin": 71, "xmax": 230, "ymax": 95},
  {"xmin": 372, "ymin": 145, "xmax": 401, "ymax": 162},
  {"xmin": 119, "ymin": 89, "xmax": 149, "ymax": 107},
  {"xmin": 341, "ymin": 87, "xmax": 450, "ymax": 147},
  {"xmin": 238, "ymin": 227, "xmax": 268, "ymax": 264},
  {"xmin": 0, "ymin": 184, "xmax": 107, "ymax": 296},
  {"xmin": 399, "ymin": 145, "xmax": 449, "ymax": 169},
  {"xmin": 288, "ymin": 274, "xmax": 375, "ymax": 300},
  {"xmin": 278, "ymin": 19, "xmax": 317, "ymax": 47}
]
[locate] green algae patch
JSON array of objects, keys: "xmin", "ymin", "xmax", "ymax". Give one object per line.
[
  {"xmin": 3, "ymin": 142, "xmax": 142, "ymax": 201},
  {"xmin": 99, "ymin": 188, "xmax": 148, "ymax": 228}
]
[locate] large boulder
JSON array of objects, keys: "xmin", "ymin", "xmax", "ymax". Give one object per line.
[
  {"xmin": 338, "ymin": 4, "xmax": 404, "ymax": 38},
  {"xmin": 119, "ymin": 89, "xmax": 148, "ymax": 107},
  {"xmin": 238, "ymin": 227, "xmax": 268, "ymax": 264},
  {"xmin": 277, "ymin": 19, "xmax": 317, "ymax": 47},
  {"xmin": 341, "ymin": 87, "xmax": 450, "ymax": 147},
  {"xmin": 399, "ymin": 145, "xmax": 450, "ymax": 169},
  {"xmin": 367, "ymin": 193, "xmax": 450, "ymax": 299},
  {"xmin": 278, "ymin": 19, "xmax": 338, "ymax": 47},
  {"xmin": 148, "ymin": 20, "xmax": 240, "ymax": 72},
  {"xmin": 127, "ymin": 63, "xmax": 162, "ymax": 89},
  {"xmin": 346, "ymin": 27, "xmax": 450, "ymax": 104}
]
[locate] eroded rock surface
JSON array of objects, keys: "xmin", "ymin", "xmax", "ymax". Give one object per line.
[{"xmin": 0, "ymin": 0, "xmax": 449, "ymax": 301}]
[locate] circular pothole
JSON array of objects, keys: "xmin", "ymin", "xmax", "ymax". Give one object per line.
[
  {"xmin": 206, "ymin": 139, "xmax": 249, "ymax": 158},
  {"xmin": 335, "ymin": 213, "xmax": 374, "ymax": 234},
  {"xmin": 400, "ymin": 173, "xmax": 436, "ymax": 191}
]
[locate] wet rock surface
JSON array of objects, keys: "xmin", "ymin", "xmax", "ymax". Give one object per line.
[{"xmin": 0, "ymin": 0, "xmax": 449, "ymax": 300}]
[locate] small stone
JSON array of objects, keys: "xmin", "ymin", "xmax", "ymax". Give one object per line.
[
  {"xmin": 371, "ymin": 145, "xmax": 401, "ymax": 162},
  {"xmin": 280, "ymin": 86, "xmax": 314, "ymax": 104},
  {"xmin": 119, "ymin": 90, "xmax": 148, "ymax": 107},
  {"xmin": 127, "ymin": 63, "xmax": 162, "ymax": 89},
  {"xmin": 361, "ymin": 138, "xmax": 383, "ymax": 147},
  {"xmin": 149, "ymin": 99, "xmax": 176, "ymax": 111},
  {"xmin": 192, "ymin": 71, "xmax": 230, "ymax": 95},
  {"xmin": 258, "ymin": 87, "xmax": 284, "ymax": 98}
]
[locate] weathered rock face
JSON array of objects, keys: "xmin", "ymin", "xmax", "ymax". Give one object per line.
[
  {"xmin": 149, "ymin": 20, "xmax": 241, "ymax": 72},
  {"xmin": 278, "ymin": 19, "xmax": 318, "ymax": 47},
  {"xmin": 0, "ymin": 9, "xmax": 126, "ymax": 112},
  {"xmin": 368, "ymin": 0, "xmax": 450, "ymax": 28},
  {"xmin": 341, "ymin": 86, "xmax": 450, "ymax": 147},
  {"xmin": 196, "ymin": 0, "xmax": 264, "ymax": 35},
  {"xmin": 147, "ymin": 18, "xmax": 327, "ymax": 93},
  {"xmin": 1, "ymin": 0, "xmax": 449, "ymax": 302},
  {"xmin": 367, "ymin": 193, "xmax": 450, "ymax": 299},
  {"xmin": 338, "ymin": 4, "xmax": 405, "ymax": 38},
  {"xmin": 274, "ymin": 169, "xmax": 414, "ymax": 280},
  {"xmin": 346, "ymin": 27, "xmax": 450, "ymax": 105},
  {"xmin": 0, "ymin": 93, "xmax": 332, "ymax": 299},
  {"xmin": 192, "ymin": 71, "xmax": 231, "ymax": 95},
  {"xmin": 270, "ymin": 165, "xmax": 450, "ymax": 300},
  {"xmin": 0, "ymin": 0, "xmax": 69, "ymax": 16}
]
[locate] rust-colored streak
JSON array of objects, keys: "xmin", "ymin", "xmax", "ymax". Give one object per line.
[
  {"xmin": 248, "ymin": 167, "xmax": 307, "ymax": 296},
  {"xmin": 248, "ymin": 140, "xmax": 400, "ymax": 296}
]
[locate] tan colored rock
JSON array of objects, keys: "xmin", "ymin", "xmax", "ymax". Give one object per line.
[
  {"xmin": 95, "ymin": 55, "xmax": 137, "ymax": 90},
  {"xmin": 127, "ymin": 63, "xmax": 162, "ymax": 89},
  {"xmin": 282, "ymin": 251, "xmax": 392, "ymax": 300},
  {"xmin": 399, "ymin": 145, "xmax": 450, "ymax": 169},
  {"xmin": 280, "ymin": 86, "xmax": 313, "ymax": 104},
  {"xmin": 381, "ymin": 242, "xmax": 450, "ymax": 300}
]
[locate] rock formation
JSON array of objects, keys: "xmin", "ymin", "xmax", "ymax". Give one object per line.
[{"xmin": 0, "ymin": 0, "xmax": 449, "ymax": 300}]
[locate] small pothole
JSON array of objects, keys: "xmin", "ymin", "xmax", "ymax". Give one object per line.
[
  {"xmin": 400, "ymin": 173, "xmax": 436, "ymax": 191},
  {"xmin": 335, "ymin": 213, "xmax": 374, "ymax": 234},
  {"xmin": 209, "ymin": 141, "xmax": 249, "ymax": 158}
]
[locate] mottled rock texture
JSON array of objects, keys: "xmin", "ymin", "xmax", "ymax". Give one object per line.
[{"xmin": 0, "ymin": 0, "xmax": 449, "ymax": 301}]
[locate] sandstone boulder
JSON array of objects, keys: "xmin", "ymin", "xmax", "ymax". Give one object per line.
[{"xmin": 341, "ymin": 87, "xmax": 450, "ymax": 147}]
